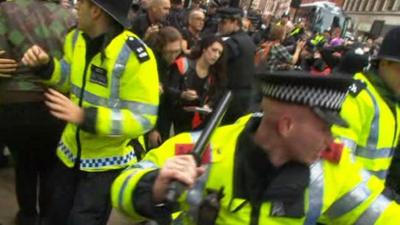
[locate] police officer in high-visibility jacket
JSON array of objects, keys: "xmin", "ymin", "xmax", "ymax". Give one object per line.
[
  {"xmin": 331, "ymin": 27, "xmax": 400, "ymax": 184},
  {"xmin": 111, "ymin": 71, "xmax": 400, "ymax": 225},
  {"xmin": 21, "ymin": 0, "xmax": 159, "ymax": 224}
]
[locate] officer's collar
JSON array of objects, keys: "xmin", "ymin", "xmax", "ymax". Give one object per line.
[
  {"xmin": 230, "ymin": 28, "xmax": 244, "ymax": 35},
  {"xmin": 82, "ymin": 32, "xmax": 106, "ymax": 45}
]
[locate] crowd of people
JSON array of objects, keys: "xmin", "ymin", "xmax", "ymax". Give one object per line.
[{"xmin": 0, "ymin": 0, "xmax": 400, "ymax": 225}]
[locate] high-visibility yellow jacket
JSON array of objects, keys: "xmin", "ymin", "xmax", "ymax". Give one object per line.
[
  {"xmin": 332, "ymin": 72, "xmax": 400, "ymax": 180},
  {"xmin": 289, "ymin": 27, "xmax": 302, "ymax": 37},
  {"xmin": 112, "ymin": 114, "xmax": 400, "ymax": 225},
  {"xmin": 45, "ymin": 29, "xmax": 159, "ymax": 172},
  {"xmin": 311, "ymin": 34, "xmax": 325, "ymax": 46}
]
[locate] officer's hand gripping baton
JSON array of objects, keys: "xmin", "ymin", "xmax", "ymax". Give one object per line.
[{"xmin": 165, "ymin": 91, "xmax": 233, "ymax": 203}]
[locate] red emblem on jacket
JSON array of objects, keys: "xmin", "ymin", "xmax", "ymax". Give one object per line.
[
  {"xmin": 320, "ymin": 142, "xmax": 344, "ymax": 164},
  {"xmin": 175, "ymin": 144, "xmax": 211, "ymax": 164}
]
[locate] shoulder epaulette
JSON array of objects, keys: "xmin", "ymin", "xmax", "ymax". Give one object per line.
[
  {"xmin": 348, "ymin": 80, "xmax": 366, "ymax": 97},
  {"xmin": 126, "ymin": 36, "xmax": 150, "ymax": 63}
]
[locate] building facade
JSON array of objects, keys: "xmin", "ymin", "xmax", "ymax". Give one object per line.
[
  {"xmin": 302, "ymin": 0, "xmax": 345, "ymax": 6},
  {"xmin": 343, "ymin": 0, "xmax": 400, "ymax": 36},
  {"xmin": 256, "ymin": 0, "xmax": 292, "ymax": 17},
  {"xmin": 255, "ymin": 0, "xmax": 345, "ymax": 19}
]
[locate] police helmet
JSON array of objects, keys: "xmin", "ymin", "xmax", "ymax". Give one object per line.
[
  {"xmin": 377, "ymin": 26, "xmax": 400, "ymax": 63},
  {"xmin": 91, "ymin": 0, "xmax": 132, "ymax": 27},
  {"xmin": 217, "ymin": 7, "xmax": 242, "ymax": 20}
]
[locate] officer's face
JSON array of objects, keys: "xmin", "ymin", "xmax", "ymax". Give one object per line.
[
  {"xmin": 379, "ymin": 60, "xmax": 400, "ymax": 97},
  {"xmin": 285, "ymin": 108, "xmax": 333, "ymax": 165},
  {"xmin": 202, "ymin": 41, "xmax": 223, "ymax": 65},
  {"xmin": 76, "ymin": 0, "xmax": 93, "ymax": 33},
  {"xmin": 255, "ymin": 99, "xmax": 334, "ymax": 166},
  {"xmin": 218, "ymin": 19, "xmax": 236, "ymax": 35}
]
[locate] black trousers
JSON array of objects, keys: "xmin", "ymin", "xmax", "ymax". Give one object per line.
[
  {"xmin": 45, "ymin": 160, "xmax": 122, "ymax": 225},
  {"xmin": 0, "ymin": 102, "xmax": 64, "ymax": 225}
]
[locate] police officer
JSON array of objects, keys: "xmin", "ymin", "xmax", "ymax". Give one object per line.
[
  {"xmin": 111, "ymin": 71, "xmax": 400, "ymax": 225},
  {"xmin": 21, "ymin": 0, "xmax": 159, "ymax": 224},
  {"xmin": 332, "ymin": 27, "xmax": 400, "ymax": 185},
  {"xmin": 217, "ymin": 7, "xmax": 256, "ymax": 124}
]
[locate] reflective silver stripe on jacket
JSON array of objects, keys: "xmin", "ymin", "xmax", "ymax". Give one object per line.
[
  {"xmin": 341, "ymin": 138, "xmax": 394, "ymax": 159},
  {"xmin": 185, "ymin": 131, "xmax": 213, "ymax": 222},
  {"xmin": 110, "ymin": 42, "xmax": 153, "ymax": 134},
  {"xmin": 111, "ymin": 109, "xmax": 123, "ymax": 135},
  {"xmin": 58, "ymin": 141, "xmax": 136, "ymax": 169},
  {"xmin": 57, "ymin": 59, "xmax": 70, "ymax": 87},
  {"xmin": 339, "ymin": 138, "xmax": 390, "ymax": 179},
  {"xmin": 325, "ymin": 171, "xmax": 371, "ymax": 219},
  {"xmin": 356, "ymin": 147, "xmax": 394, "ymax": 159},
  {"xmin": 70, "ymin": 85, "xmax": 157, "ymax": 115},
  {"xmin": 304, "ymin": 161, "xmax": 324, "ymax": 225},
  {"xmin": 354, "ymin": 89, "xmax": 395, "ymax": 161},
  {"xmin": 70, "ymin": 83, "xmax": 157, "ymax": 134},
  {"xmin": 187, "ymin": 165, "xmax": 211, "ymax": 222},
  {"xmin": 340, "ymin": 137, "xmax": 357, "ymax": 152},
  {"xmin": 118, "ymin": 160, "xmax": 158, "ymax": 212},
  {"xmin": 369, "ymin": 169, "xmax": 388, "ymax": 180},
  {"xmin": 354, "ymin": 194, "xmax": 391, "ymax": 225},
  {"xmin": 72, "ymin": 29, "xmax": 79, "ymax": 47},
  {"xmin": 365, "ymin": 89, "xmax": 379, "ymax": 146}
]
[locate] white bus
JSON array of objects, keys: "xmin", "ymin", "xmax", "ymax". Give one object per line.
[{"xmin": 297, "ymin": 1, "xmax": 351, "ymax": 35}]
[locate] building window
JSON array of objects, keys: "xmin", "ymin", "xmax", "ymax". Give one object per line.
[
  {"xmin": 386, "ymin": 0, "xmax": 396, "ymax": 10},
  {"xmin": 352, "ymin": 0, "xmax": 360, "ymax": 11},
  {"xmin": 343, "ymin": 0, "xmax": 350, "ymax": 10},
  {"xmin": 356, "ymin": 0, "xmax": 363, "ymax": 11},
  {"xmin": 377, "ymin": 0, "xmax": 385, "ymax": 11},
  {"xmin": 361, "ymin": 0, "xmax": 369, "ymax": 11},
  {"xmin": 348, "ymin": 0, "xmax": 355, "ymax": 11},
  {"xmin": 366, "ymin": 0, "xmax": 374, "ymax": 11}
]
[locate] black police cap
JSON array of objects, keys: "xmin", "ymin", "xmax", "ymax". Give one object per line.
[
  {"xmin": 376, "ymin": 26, "xmax": 400, "ymax": 63},
  {"xmin": 92, "ymin": 0, "xmax": 132, "ymax": 27},
  {"xmin": 257, "ymin": 70, "xmax": 355, "ymax": 127},
  {"xmin": 217, "ymin": 7, "xmax": 242, "ymax": 20}
]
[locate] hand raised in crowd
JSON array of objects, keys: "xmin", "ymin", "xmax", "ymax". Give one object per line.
[
  {"xmin": 44, "ymin": 88, "xmax": 84, "ymax": 124},
  {"xmin": 144, "ymin": 24, "xmax": 160, "ymax": 40},
  {"xmin": 181, "ymin": 89, "xmax": 198, "ymax": 101},
  {"xmin": 202, "ymin": 104, "xmax": 212, "ymax": 113},
  {"xmin": 181, "ymin": 39, "xmax": 191, "ymax": 55},
  {"xmin": 152, "ymin": 155, "xmax": 205, "ymax": 203},
  {"xmin": 0, "ymin": 50, "xmax": 18, "ymax": 74},
  {"xmin": 296, "ymin": 40, "xmax": 306, "ymax": 50},
  {"xmin": 21, "ymin": 45, "xmax": 50, "ymax": 67}
]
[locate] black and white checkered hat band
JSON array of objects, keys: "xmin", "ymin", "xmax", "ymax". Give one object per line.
[{"xmin": 261, "ymin": 83, "xmax": 348, "ymax": 111}]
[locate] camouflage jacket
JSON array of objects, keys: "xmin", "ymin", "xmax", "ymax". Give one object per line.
[{"xmin": 0, "ymin": 0, "xmax": 75, "ymax": 98}]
